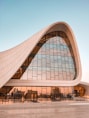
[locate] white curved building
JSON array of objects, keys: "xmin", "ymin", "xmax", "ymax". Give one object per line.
[{"xmin": 0, "ymin": 22, "xmax": 82, "ymax": 96}]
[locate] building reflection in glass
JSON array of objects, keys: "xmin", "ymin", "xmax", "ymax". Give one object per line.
[{"xmin": 7, "ymin": 86, "xmax": 73, "ymax": 102}]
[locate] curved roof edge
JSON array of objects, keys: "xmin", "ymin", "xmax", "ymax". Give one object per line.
[{"xmin": 0, "ymin": 22, "xmax": 82, "ymax": 87}]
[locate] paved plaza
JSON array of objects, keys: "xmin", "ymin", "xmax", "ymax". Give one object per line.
[{"xmin": 0, "ymin": 101, "xmax": 89, "ymax": 118}]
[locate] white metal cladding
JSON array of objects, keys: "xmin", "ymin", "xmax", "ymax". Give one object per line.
[{"xmin": 0, "ymin": 22, "xmax": 81, "ymax": 88}]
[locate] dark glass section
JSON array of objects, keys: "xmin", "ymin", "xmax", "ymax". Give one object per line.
[
  {"xmin": 0, "ymin": 86, "xmax": 74, "ymax": 103},
  {"xmin": 0, "ymin": 86, "xmax": 86, "ymax": 104}
]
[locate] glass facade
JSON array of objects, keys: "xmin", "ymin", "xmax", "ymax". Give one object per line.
[
  {"xmin": 13, "ymin": 86, "xmax": 73, "ymax": 96},
  {"xmin": 0, "ymin": 31, "xmax": 77, "ymax": 104},
  {"xmin": 0, "ymin": 30, "xmax": 83, "ymax": 104},
  {"xmin": 22, "ymin": 31, "xmax": 76, "ymax": 81},
  {"xmin": 0, "ymin": 86, "xmax": 74, "ymax": 104}
]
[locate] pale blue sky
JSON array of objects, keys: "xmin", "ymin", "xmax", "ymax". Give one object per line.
[{"xmin": 0, "ymin": 0, "xmax": 89, "ymax": 82}]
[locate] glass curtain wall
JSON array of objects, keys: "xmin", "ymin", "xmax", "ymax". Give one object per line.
[{"xmin": 22, "ymin": 31, "xmax": 76, "ymax": 81}]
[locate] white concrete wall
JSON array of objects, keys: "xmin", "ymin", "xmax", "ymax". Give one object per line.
[{"xmin": 0, "ymin": 22, "xmax": 82, "ymax": 87}]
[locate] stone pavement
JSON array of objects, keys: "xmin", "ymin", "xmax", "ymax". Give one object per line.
[{"xmin": 0, "ymin": 101, "xmax": 89, "ymax": 118}]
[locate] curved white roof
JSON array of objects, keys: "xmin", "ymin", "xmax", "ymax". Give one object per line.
[{"xmin": 0, "ymin": 22, "xmax": 81, "ymax": 88}]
